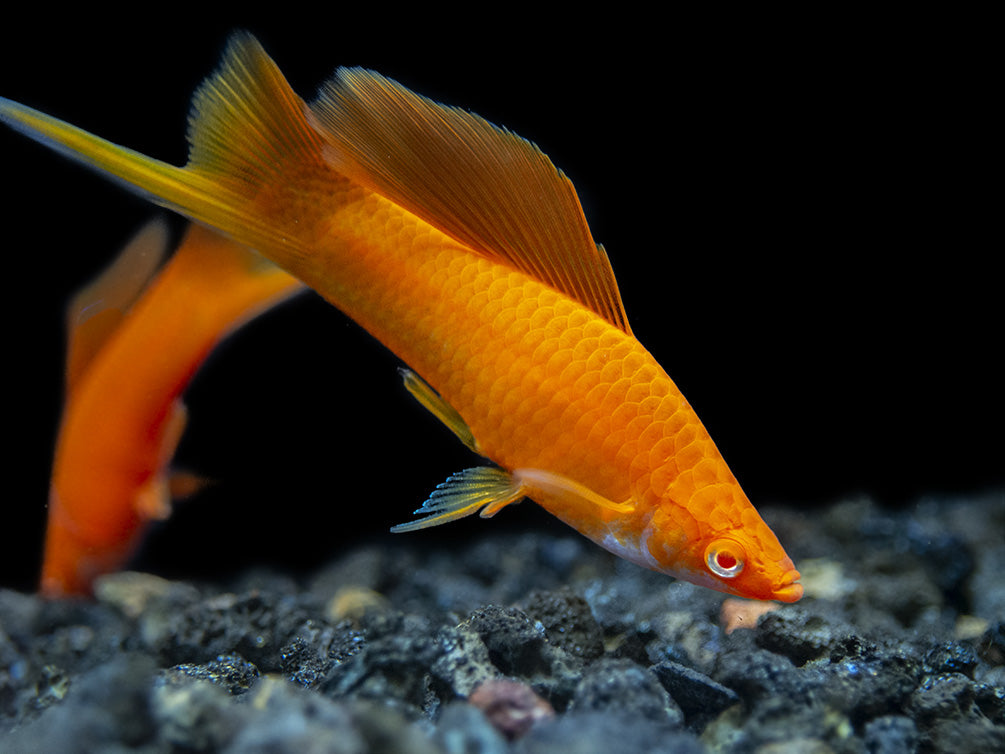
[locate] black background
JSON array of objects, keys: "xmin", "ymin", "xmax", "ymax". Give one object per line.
[{"xmin": 2, "ymin": 11, "xmax": 999, "ymax": 591}]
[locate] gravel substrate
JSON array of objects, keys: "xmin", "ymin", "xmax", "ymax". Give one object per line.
[{"xmin": 1, "ymin": 492, "xmax": 1003, "ymax": 753}]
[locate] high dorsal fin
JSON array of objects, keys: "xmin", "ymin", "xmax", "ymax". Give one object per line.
[
  {"xmin": 309, "ymin": 69, "xmax": 632, "ymax": 334},
  {"xmin": 64, "ymin": 219, "xmax": 169, "ymax": 392}
]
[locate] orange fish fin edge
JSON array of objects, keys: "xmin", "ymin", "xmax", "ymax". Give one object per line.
[
  {"xmin": 64, "ymin": 218, "xmax": 170, "ymax": 391},
  {"xmin": 310, "ymin": 68, "xmax": 632, "ymax": 335},
  {"xmin": 186, "ymin": 33, "xmax": 326, "ymax": 200},
  {"xmin": 398, "ymin": 368, "xmax": 481, "ymax": 454},
  {"xmin": 178, "ymin": 33, "xmax": 331, "ymax": 262},
  {"xmin": 390, "ymin": 467, "xmax": 524, "ymax": 533}
]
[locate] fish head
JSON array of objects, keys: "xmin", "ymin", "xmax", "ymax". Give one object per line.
[
  {"xmin": 644, "ymin": 486, "xmax": 803, "ymax": 602},
  {"xmin": 686, "ymin": 529, "xmax": 803, "ymax": 603}
]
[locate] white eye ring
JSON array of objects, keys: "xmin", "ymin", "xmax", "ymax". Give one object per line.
[{"xmin": 705, "ymin": 541, "xmax": 745, "ymax": 579}]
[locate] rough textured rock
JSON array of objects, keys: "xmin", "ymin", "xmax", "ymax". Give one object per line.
[{"xmin": 1, "ymin": 493, "xmax": 1002, "ymax": 752}]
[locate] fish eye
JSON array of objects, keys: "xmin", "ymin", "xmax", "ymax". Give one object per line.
[{"xmin": 705, "ymin": 539, "xmax": 745, "ymax": 579}]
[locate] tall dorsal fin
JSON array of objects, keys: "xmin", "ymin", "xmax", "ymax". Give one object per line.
[
  {"xmin": 64, "ymin": 219, "xmax": 169, "ymax": 393},
  {"xmin": 310, "ymin": 69, "xmax": 632, "ymax": 334}
]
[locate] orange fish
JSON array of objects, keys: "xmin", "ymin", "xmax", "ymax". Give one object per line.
[
  {"xmin": 42, "ymin": 218, "xmax": 303, "ymax": 596},
  {"xmin": 1, "ymin": 33, "xmax": 802, "ymax": 601}
]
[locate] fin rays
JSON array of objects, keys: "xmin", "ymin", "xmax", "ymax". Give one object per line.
[
  {"xmin": 398, "ymin": 368, "xmax": 481, "ymax": 454},
  {"xmin": 310, "ymin": 67, "xmax": 632, "ymax": 334},
  {"xmin": 187, "ymin": 32, "xmax": 326, "ymax": 189},
  {"xmin": 390, "ymin": 467, "xmax": 525, "ymax": 533},
  {"xmin": 1, "ymin": 33, "xmax": 632, "ymax": 332}
]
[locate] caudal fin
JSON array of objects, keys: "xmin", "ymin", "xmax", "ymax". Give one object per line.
[{"xmin": 0, "ymin": 33, "xmax": 326, "ymax": 265}]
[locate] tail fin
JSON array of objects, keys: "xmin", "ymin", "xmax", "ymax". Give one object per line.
[{"xmin": 0, "ymin": 33, "xmax": 325, "ymax": 264}]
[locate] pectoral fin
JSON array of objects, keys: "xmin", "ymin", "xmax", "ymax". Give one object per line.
[{"xmin": 390, "ymin": 467, "xmax": 524, "ymax": 533}]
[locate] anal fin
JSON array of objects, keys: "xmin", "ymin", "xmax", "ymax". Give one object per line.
[
  {"xmin": 390, "ymin": 467, "xmax": 524, "ymax": 533},
  {"xmin": 390, "ymin": 465, "xmax": 636, "ymax": 535}
]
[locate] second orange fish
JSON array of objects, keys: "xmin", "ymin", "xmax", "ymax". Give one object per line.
[{"xmin": 42, "ymin": 219, "xmax": 303, "ymax": 596}]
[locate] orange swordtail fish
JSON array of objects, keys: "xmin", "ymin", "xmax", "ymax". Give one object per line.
[
  {"xmin": 1, "ymin": 34, "xmax": 802, "ymax": 601},
  {"xmin": 42, "ymin": 219, "xmax": 303, "ymax": 596}
]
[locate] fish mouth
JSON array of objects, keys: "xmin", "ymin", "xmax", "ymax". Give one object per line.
[{"xmin": 774, "ymin": 567, "xmax": 803, "ymax": 603}]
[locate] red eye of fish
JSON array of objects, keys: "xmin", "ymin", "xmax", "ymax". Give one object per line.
[
  {"xmin": 705, "ymin": 540, "xmax": 745, "ymax": 579},
  {"xmin": 717, "ymin": 552, "xmax": 737, "ymax": 570}
]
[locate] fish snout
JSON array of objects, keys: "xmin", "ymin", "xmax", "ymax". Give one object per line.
[{"xmin": 774, "ymin": 565, "xmax": 803, "ymax": 602}]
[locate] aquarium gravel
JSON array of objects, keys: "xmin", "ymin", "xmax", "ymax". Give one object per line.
[{"xmin": 1, "ymin": 493, "xmax": 1003, "ymax": 753}]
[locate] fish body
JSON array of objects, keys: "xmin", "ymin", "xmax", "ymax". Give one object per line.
[
  {"xmin": 43, "ymin": 219, "xmax": 302, "ymax": 596},
  {"xmin": 2, "ymin": 34, "xmax": 802, "ymax": 601}
]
